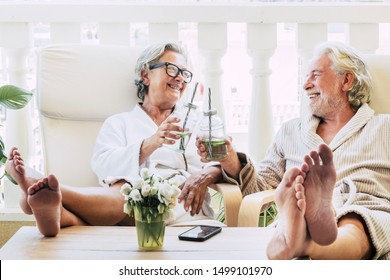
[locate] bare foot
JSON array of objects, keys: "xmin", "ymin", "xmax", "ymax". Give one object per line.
[
  {"xmin": 267, "ymin": 167, "xmax": 308, "ymax": 260},
  {"xmin": 5, "ymin": 148, "xmax": 39, "ymax": 214},
  {"xmin": 301, "ymin": 144, "xmax": 337, "ymax": 245},
  {"xmin": 28, "ymin": 174, "xmax": 61, "ymax": 237}
]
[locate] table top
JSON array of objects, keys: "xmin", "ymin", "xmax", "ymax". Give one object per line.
[{"xmin": 0, "ymin": 226, "xmax": 274, "ymax": 260}]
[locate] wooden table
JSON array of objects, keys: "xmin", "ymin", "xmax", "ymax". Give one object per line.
[{"xmin": 0, "ymin": 226, "xmax": 274, "ymax": 260}]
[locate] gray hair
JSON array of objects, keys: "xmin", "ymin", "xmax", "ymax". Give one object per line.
[
  {"xmin": 313, "ymin": 42, "xmax": 372, "ymax": 111},
  {"xmin": 134, "ymin": 42, "xmax": 190, "ymax": 101}
]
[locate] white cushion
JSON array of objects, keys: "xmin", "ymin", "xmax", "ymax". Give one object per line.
[
  {"xmin": 364, "ymin": 54, "xmax": 390, "ymax": 114},
  {"xmin": 37, "ymin": 44, "xmax": 140, "ymax": 186},
  {"xmin": 37, "ymin": 44, "xmax": 140, "ymax": 120}
]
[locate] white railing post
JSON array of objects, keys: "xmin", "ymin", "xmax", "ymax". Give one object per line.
[
  {"xmin": 246, "ymin": 23, "xmax": 276, "ymax": 165},
  {"xmin": 0, "ymin": 23, "xmax": 33, "ymax": 208},
  {"xmin": 198, "ymin": 23, "xmax": 227, "ymax": 121}
]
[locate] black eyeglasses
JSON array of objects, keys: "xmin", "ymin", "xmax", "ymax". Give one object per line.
[{"xmin": 149, "ymin": 62, "xmax": 193, "ymax": 83}]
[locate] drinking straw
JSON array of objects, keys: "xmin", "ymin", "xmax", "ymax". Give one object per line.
[
  {"xmin": 179, "ymin": 82, "xmax": 199, "ymax": 151},
  {"xmin": 182, "ymin": 82, "xmax": 198, "ymax": 130},
  {"xmin": 207, "ymin": 88, "xmax": 213, "ymax": 157}
]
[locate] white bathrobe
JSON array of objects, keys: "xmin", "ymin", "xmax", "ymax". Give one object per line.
[
  {"xmin": 91, "ymin": 103, "xmax": 218, "ymax": 226},
  {"xmin": 223, "ymin": 104, "xmax": 390, "ymax": 259}
]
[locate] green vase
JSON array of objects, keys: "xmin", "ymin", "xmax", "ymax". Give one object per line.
[{"xmin": 134, "ymin": 207, "xmax": 166, "ymax": 250}]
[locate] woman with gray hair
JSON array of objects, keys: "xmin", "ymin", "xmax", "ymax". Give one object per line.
[
  {"xmin": 6, "ymin": 42, "xmax": 223, "ymax": 237},
  {"xmin": 134, "ymin": 42, "xmax": 191, "ymax": 101},
  {"xmin": 92, "ymin": 41, "xmax": 221, "ymax": 224}
]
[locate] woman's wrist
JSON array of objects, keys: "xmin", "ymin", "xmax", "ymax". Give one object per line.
[{"xmin": 139, "ymin": 137, "xmax": 158, "ymax": 164}]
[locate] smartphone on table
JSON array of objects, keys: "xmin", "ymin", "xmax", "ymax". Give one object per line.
[{"xmin": 178, "ymin": 225, "xmax": 222, "ymax": 242}]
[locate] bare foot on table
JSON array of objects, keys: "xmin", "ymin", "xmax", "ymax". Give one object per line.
[
  {"xmin": 28, "ymin": 174, "xmax": 62, "ymax": 237},
  {"xmin": 301, "ymin": 143, "xmax": 337, "ymax": 245},
  {"xmin": 266, "ymin": 167, "xmax": 308, "ymax": 260},
  {"xmin": 5, "ymin": 147, "xmax": 42, "ymax": 214}
]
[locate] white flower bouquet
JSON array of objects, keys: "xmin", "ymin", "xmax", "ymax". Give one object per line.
[
  {"xmin": 120, "ymin": 168, "xmax": 182, "ymax": 223},
  {"xmin": 120, "ymin": 168, "xmax": 183, "ymax": 249}
]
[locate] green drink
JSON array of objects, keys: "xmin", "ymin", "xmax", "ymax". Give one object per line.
[
  {"xmin": 202, "ymin": 139, "xmax": 227, "ymax": 160},
  {"xmin": 171, "ymin": 131, "xmax": 192, "ymax": 153}
]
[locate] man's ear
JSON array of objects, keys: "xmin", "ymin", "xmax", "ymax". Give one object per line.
[
  {"xmin": 343, "ymin": 72, "xmax": 355, "ymax": 91},
  {"xmin": 141, "ymin": 69, "xmax": 150, "ymax": 86}
]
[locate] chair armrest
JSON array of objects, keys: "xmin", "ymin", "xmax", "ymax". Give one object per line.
[
  {"xmin": 209, "ymin": 183, "xmax": 242, "ymax": 227},
  {"xmin": 237, "ymin": 189, "xmax": 275, "ymax": 227}
]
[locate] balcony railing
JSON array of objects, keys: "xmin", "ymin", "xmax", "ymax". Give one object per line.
[{"xmin": 1, "ymin": 1, "xmax": 390, "ymax": 208}]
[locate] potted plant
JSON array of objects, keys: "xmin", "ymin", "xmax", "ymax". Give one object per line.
[{"xmin": 0, "ymin": 84, "xmax": 33, "ymax": 183}]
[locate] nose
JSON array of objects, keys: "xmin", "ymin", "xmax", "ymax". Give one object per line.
[
  {"xmin": 303, "ymin": 75, "xmax": 313, "ymax": 91},
  {"xmin": 174, "ymin": 71, "xmax": 185, "ymax": 83}
]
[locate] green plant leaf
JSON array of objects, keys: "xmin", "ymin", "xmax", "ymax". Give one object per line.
[
  {"xmin": 4, "ymin": 171, "xmax": 18, "ymax": 185},
  {"xmin": 258, "ymin": 202, "xmax": 278, "ymax": 227},
  {"xmin": 0, "ymin": 137, "xmax": 6, "ymax": 165},
  {"xmin": 0, "ymin": 136, "xmax": 5, "ymax": 153},
  {"xmin": 0, "ymin": 85, "xmax": 33, "ymax": 110}
]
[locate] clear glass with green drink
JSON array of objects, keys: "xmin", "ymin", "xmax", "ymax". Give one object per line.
[
  {"xmin": 199, "ymin": 108, "xmax": 228, "ymax": 160},
  {"xmin": 164, "ymin": 102, "xmax": 199, "ymax": 153}
]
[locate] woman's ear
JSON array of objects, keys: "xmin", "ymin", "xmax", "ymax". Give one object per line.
[{"xmin": 141, "ymin": 69, "xmax": 150, "ymax": 86}]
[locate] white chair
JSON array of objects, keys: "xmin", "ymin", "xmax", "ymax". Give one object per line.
[
  {"xmin": 36, "ymin": 44, "xmax": 242, "ymax": 227},
  {"xmin": 237, "ymin": 54, "xmax": 390, "ymax": 227}
]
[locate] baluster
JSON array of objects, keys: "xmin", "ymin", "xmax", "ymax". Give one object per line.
[
  {"xmin": 246, "ymin": 23, "xmax": 276, "ymax": 165},
  {"xmin": 198, "ymin": 23, "xmax": 227, "ymax": 121},
  {"xmin": 0, "ymin": 23, "xmax": 33, "ymax": 208}
]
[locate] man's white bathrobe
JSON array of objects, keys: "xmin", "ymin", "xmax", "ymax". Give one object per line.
[
  {"xmin": 223, "ymin": 104, "xmax": 390, "ymax": 259},
  {"xmin": 91, "ymin": 104, "xmax": 218, "ymax": 226}
]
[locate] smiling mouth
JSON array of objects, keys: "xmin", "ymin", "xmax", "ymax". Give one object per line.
[
  {"xmin": 168, "ymin": 83, "xmax": 181, "ymax": 91},
  {"xmin": 308, "ymin": 93, "xmax": 320, "ymax": 99}
]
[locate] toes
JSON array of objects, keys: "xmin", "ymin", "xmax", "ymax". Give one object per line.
[
  {"xmin": 28, "ymin": 178, "xmax": 48, "ymax": 195},
  {"xmin": 15, "ymin": 164, "xmax": 25, "ymax": 175},
  {"xmin": 303, "ymin": 154, "xmax": 314, "ymax": 167},
  {"xmin": 309, "ymin": 150, "xmax": 321, "ymax": 165},
  {"xmin": 47, "ymin": 174, "xmax": 59, "ymax": 191},
  {"xmin": 8, "ymin": 147, "xmax": 18, "ymax": 159},
  {"xmin": 28, "ymin": 184, "xmax": 39, "ymax": 195},
  {"xmin": 300, "ymin": 162, "xmax": 310, "ymax": 175},
  {"xmin": 284, "ymin": 167, "xmax": 301, "ymax": 183},
  {"xmin": 295, "ymin": 174, "xmax": 304, "ymax": 184},
  {"xmin": 297, "ymin": 198, "xmax": 306, "ymax": 211},
  {"xmin": 318, "ymin": 144, "xmax": 333, "ymax": 166}
]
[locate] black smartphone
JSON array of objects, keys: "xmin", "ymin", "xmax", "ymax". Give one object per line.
[{"xmin": 178, "ymin": 225, "xmax": 222, "ymax": 242}]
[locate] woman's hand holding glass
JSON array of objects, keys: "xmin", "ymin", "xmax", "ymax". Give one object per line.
[
  {"xmin": 157, "ymin": 115, "xmax": 184, "ymax": 147},
  {"xmin": 140, "ymin": 116, "xmax": 183, "ymax": 164}
]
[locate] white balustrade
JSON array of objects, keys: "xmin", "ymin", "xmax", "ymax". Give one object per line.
[
  {"xmin": 0, "ymin": 1, "xmax": 390, "ymax": 210},
  {"xmin": 198, "ymin": 23, "xmax": 227, "ymax": 121},
  {"xmin": 247, "ymin": 23, "xmax": 276, "ymax": 164}
]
